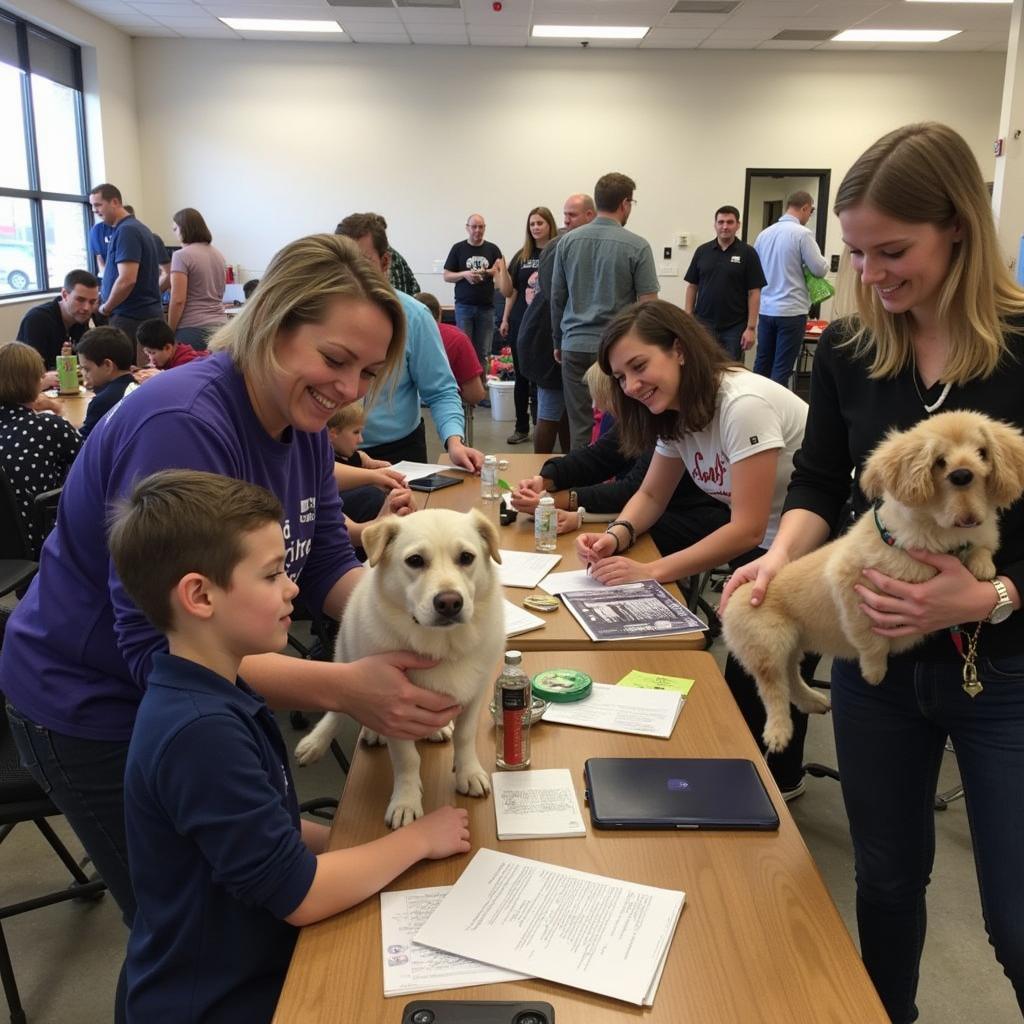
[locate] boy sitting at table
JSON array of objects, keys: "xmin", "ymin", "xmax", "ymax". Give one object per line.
[
  {"xmin": 76, "ymin": 325, "xmax": 137, "ymax": 438},
  {"xmin": 108, "ymin": 469, "xmax": 470, "ymax": 1024},
  {"xmin": 137, "ymin": 317, "xmax": 205, "ymax": 375}
]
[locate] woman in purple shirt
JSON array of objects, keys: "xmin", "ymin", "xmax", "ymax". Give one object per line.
[
  {"xmin": 1, "ymin": 234, "xmax": 455, "ymax": 924},
  {"xmin": 167, "ymin": 207, "xmax": 228, "ymax": 349}
]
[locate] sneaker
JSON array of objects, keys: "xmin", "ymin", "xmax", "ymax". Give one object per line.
[
  {"xmin": 479, "ymin": 398, "xmax": 491, "ymax": 409},
  {"xmin": 780, "ymin": 779, "xmax": 806, "ymax": 803},
  {"xmin": 506, "ymin": 430, "xmax": 530, "ymax": 445}
]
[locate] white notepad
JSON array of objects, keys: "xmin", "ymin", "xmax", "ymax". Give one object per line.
[
  {"xmin": 414, "ymin": 848, "xmax": 684, "ymax": 1006},
  {"xmin": 491, "ymin": 769, "xmax": 586, "ymax": 840},
  {"xmin": 503, "ymin": 599, "xmax": 545, "ymax": 638},
  {"xmin": 497, "ymin": 550, "xmax": 562, "ymax": 589}
]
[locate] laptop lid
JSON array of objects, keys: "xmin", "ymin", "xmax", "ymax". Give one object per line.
[{"xmin": 584, "ymin": 757, "xmax": 779, "ymax": 831}]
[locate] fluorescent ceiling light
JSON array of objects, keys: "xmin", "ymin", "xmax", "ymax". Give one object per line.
[
  {"xmin": 832, "ymin": 28, "xmax": 960, "ymax": 41},
  {"xmin": 220, "ymin": 18, "xmax": 344, "ymax": 33},
  {"xmin": 532, "ymin": 25, "xmax": 649, "ymax": 39}
]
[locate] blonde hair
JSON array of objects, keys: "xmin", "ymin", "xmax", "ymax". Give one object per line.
[
  {"xmin": 833, "ymin": 122, "xmax": 1024, "ymax": 385},
  {"xmin": 0, "ymin": 341, "xmax": 45, "ymax": 405},
  {"xmin": 326, "ymin": 400, "xmax": 365, "ymax": 432},
  {"xmin": 208, "ymin": 233, "xmax": 405, "ymax": 401},
  {"xmin": 583, "ymin": 360, "xmax": 617, "ymax": 414}
]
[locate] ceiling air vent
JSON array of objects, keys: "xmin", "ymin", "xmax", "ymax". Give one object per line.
[
  {"xmin": 771, "ymin": 29, "xmax": 837, "ymax": 40},
  {"xmin": 670, "ymin": 2, "xmax": 741, "ymax": 14}
]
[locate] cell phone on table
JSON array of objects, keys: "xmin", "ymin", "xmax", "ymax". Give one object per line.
[
  {"xmin": 401, "ymin": 1001, "xmax": 555, "ymax": 1024},
  {"xmin": 407, "ymin": 474, "xmax": 464, "ymax": 492}
]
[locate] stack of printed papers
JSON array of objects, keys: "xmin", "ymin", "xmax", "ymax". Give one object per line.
[
  {"xmin": 491, "ymin": 769, "xmax": 586, "ymax": 840},
  {"xmin": 541, "ymin": 682, "xmax": 684, "ymax": 739},
  {"xmin": 497, "ymin": 550, "xmax": 562, "ymax": 589}
]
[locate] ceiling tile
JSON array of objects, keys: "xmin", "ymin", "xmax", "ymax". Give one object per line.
[
  {"xmin": 660, "ymin": 12, "xmax": 732, "ymax": 27},
  {"xmin": 463, "ymin": 0, "xmax": 531, "ymax": 23},
  {"xmin": 396, "ymin": 6, "xmax": 466, "ymax": 22},
  {"xmin": 348, "ymin": 30, "xmax": 412, "ymax": 41},
  {"xmin": 329, "ymin": 6, "xmax": 404, "ymax": 22},
  {"xmin": 643, "ymin": 25, "xmax": 713, "ymax": 40}
]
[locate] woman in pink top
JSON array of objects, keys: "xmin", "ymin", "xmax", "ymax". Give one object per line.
[{"xmin": 168, "ymin": 207, "xmax": 228, "ymax": 349}]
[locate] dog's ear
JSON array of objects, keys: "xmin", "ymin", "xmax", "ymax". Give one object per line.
[
  {"xmin": 361, "ymin": 516, "xmax": 401, "ymax": 567},
  {"xmin": 861, "ymin": 427, "xmax": 936, "ymax": 506},
  {"xmin": 469, "ymin": 508, "xmax": 502, "ymax": 564},
  {"xmin": 981, "ymin": 418, "xmax": 1024, "ymax": 508}
]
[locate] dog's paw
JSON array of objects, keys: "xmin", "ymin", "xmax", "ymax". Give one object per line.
[
  {"xmin": 762, "ymin": 716, "xmax": 793, "ymax": 755},
  {"xmin": 426, "ymin": 723, "xmax": 455, "ymax": 743},
  {"xmin": 965, "ymin": 550, "xmax": 996, "ymax": 581},
  {"xmin": 385, "ymin": 797, "xmax": 424, "ymax": 829},
  {"xmin": 361, "ymin": 729, "xmax": 387, "ymax": 747},
  {"xmin": 792, "ymin": 684, "xmax": 831, "ymax": 716},
  {"xmin": 294, "ymin": 732, "xmax": 329, "ymax": 766},
  {"xmin": 455, "ymin": 762, "xmax": 491, "ymax": 798},
  {"xmin": 859, "ymin": 658, "xmax": 887, "ymax": 685}
]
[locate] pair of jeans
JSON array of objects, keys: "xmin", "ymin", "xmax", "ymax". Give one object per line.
[
  {"xmin": 454, "ymin": 302, "xmax": 495, "ymax": 373},
  {"xmin": 753, "ymin": 314, "xmax": 807, "ymax": 385},
  {"xmin": 175, "ymin": 324, "xmax": 219, "ymax": 350},
  {"xmin": 5, "ymin": 701, "xmax": 136, "ymax": 924},
  {"xmin": 361, "ymin": 418, "xmax": 427, "ymax": 465},
  {"xmin": 713, "ymin": 322, "xmax": 746, "ymax": 361},
  {"xmin": 830, "ymin": 654, "xmax": 1024, "ymax": 1023},
  {"xmin": 560, "ymin": 349, "xmax": 597, "ymax": 451}
]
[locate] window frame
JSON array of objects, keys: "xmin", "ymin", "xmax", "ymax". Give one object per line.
[{"xmin": 0, "ymin": 6, "xmax": 91, "ymax": 297}]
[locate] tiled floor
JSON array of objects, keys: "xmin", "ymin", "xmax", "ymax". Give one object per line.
[{"xmin": 2, "ymin": 407, "xmax": 1017, "ymax": 1022}]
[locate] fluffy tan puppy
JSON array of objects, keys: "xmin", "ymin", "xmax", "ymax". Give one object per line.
[
  {"xmin": 723, "ymin": 410, "xmax": 1024, "ymax": 753},
  {"xmin": 295, "ymin": 508, "xmax": 506, "ymax": 828}
]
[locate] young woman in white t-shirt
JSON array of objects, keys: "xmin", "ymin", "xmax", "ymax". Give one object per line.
[{"xmin": 577, "ymin": 298, "xmax": 812, "ymax": 795}]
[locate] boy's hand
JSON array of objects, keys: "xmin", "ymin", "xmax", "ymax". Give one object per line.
[
  {"xmin": 410, "ymin": 806, "xmax": 471, "ymax": 859},
  {"xmin": 368, "ymin": 468, "xmax": 407, "ymax": 491},
  {"xmin": 362, "ymin": 456, "xmax": 392, "ymax": 471}
]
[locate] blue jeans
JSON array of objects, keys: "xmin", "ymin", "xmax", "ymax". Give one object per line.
[
  {"xmin": 454, "ymin": 302, "xmax": 495, "ymax": 371},
  {"xmin": 753, "ymin": 314, "xmax": 806, "ymax": 385},
  {"xmin": 175, "ymin": 324, "xmax": 219, "ymax": 350},
  {"xmin": 714, "ymin": 322, "xmax": 745, "ymax": 361},
  {"xmin": 5, "ymin": 701, "xmax": 136, "ymax": 925},
  {"xmin": 830, "ymin": 654, "xmax": 1024, "ymax": 1023}
]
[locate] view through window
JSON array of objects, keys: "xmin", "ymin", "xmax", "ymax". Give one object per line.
[{"xmin": 0, "ymin": 9, "xmax": 90, "ymax": 298}]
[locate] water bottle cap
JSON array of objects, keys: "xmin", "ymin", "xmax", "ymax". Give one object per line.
[
  {"xmin": 505, "ymin": 650, "xmax": 522, "ymax": 664},
  {"xmin": 538, "ymin": 495, "xmax": 554, "ymax": 506}
]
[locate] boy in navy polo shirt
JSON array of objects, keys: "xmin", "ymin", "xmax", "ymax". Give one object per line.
[
  {"xmin": 76, "ymin": 325, "xmax": 137, "ymax": 438},
  {"xmin": 109, "ymin": 470, "xmax": 471, "ymax": 1024}
]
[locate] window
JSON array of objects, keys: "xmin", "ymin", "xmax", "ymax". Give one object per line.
[{"xmin": 0, "ymin": 9, "xmax": 90, "ymax": 298}]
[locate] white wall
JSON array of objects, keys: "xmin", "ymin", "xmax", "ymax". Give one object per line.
[
  {"xmin": 0, "ymin": 0, "xmax": 139, "ymax": 341},
  {"xmin": 130, "ymin": 41, "xmax": 1004, "ymax": 308},
  {"xmin": 747, "ymin": 176, "xmax": 821, "ymax": 239}
]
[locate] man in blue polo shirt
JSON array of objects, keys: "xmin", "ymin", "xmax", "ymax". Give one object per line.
[
  {"xmin": 90, "ymin": 182, "xmax": 163, "ymax": 360},
  {"xmin": 684, "ymin": 206, "xmax": 766, "ymax": 360}
]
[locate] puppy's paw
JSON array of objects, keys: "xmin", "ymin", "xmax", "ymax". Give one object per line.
[
  {"xmin": 385, "ymin": 795, "xmax": 424, "ymax": 829},
  {"xmin": 294, "ymin": 732, "xmax": 330, "ymax": 766},
  {"xmin": 361, "ymin": 729, "xmax": 387, "ymax": 747},
  {"xmin": 859, "ymin": 658, "xmax": 888, "ymax": 686},
  {"xmin": 455, "ymin": 761, "xmax": 491, "ymax": 798},
  {"xmin": 792, "ymin": 684, "xmax": 831, "ymax": 716},
  {"xmin": 426, "ymin": 723, "xmax": 455, "ymax": 743},
  {"xmin": 762, "ymin": 716, "xmax": 793, "ymax": 755},
  {"xmin": 965, "ymin": 549, "xmax": 996, "ymax": 581}
]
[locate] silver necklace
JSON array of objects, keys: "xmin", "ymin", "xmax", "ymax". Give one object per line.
[{"xmin": 910, "ymin": 351, "xmax": 952, "ymax": 413}]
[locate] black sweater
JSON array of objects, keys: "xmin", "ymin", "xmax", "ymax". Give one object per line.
[{"xmin": 785, "ymin": 319, "xmax": 1024, "ymax": 661}]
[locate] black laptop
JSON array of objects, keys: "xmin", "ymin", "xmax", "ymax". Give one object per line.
[{"xmin": 583, "ymin": 757, "xmax": 780, "ymax": 831}]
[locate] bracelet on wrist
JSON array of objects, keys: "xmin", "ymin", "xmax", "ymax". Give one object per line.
[
  {"xmin": 568, "ymin": 489, "xmax": 578, "ymax": 512},
  {"xmin": 605, "ymin": 519, "xmax": 636, "ymax": 553}
]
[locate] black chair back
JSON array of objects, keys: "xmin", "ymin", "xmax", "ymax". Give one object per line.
[{"xmin": 0, "ymin": 467, "xmax": 32, "ymax": 562}]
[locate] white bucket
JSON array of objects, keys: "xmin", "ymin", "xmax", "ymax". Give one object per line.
[{"xmin": 488, "ymin": 379, "xmax": 516, "ymax": 422}]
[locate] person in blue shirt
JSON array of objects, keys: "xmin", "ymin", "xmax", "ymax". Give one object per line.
[
  {"xmin": 76, "ymin": 325, "xmax": 136, "ymax": 438},
  {"xmin": 335, "ymin": 213, "xmax": 484, "ymax": 471},
  {"xmin": 109, "ymin": 469, "xmax": 470, "ymax": 1024}
]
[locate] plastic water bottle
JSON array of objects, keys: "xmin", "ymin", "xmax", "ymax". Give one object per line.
[
  {"xmin": 495, "ymin": 651, "xmax": 532, "ymax": 771},
  {"xmin": 534, "ymin": 495, "xmax": 557, "ymax": 552},
  {"xmin": 481, "ymin": 455, "xmax": 499, "ymax": 501}
]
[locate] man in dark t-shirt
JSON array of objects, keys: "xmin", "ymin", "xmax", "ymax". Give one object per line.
[
  {"xmin": 89, "ymin": 183, "xmax": 164, "ymax": 359},
  {"xmin": 16, "ymin": 269, "xmax": 103, "ymax": 380},
  {"xmin": 684, "ymin": 206, "xmax": 766, "ymax": 360},
  {"xmin": 443, "ymin": 213, "xmax": 504, "ymax": 378}
]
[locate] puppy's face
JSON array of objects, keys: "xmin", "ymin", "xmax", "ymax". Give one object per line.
[
  {"xmin": 861, "ymin": 411, "xmax": 1024, "ymax": 529},
  {"xmin": 361, "ymin": 508, "xmax": 500, "ymax": 629}
]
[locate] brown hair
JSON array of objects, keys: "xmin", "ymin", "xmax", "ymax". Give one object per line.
[
  {"xmin": 515, "ymin": 206, "xmax": 557, "ymax": 265},
  {"xmin": 335, "ymin": 213, "xmax": 388, "ymax": 260},
  {"xmin": 594, "ymin": 173, "xmax": 636, "ymax": 214},
  {"xmin": 77, "ymin": 326, "xmax": 134, "ymax": 371},
  {"xmin": 414, "ymin": 292, "xmax": 441, "ymax": 321},
  {"xmin": 172, "ymin": 207, "xmax": 213, "ymax": 245},
  {"xmin": 0, "ymin": 341, "xmax": 46, "ymax": 405},
  {"xmin": 597, "ymin": 300, "xmax": 740, "ymax": 457},
  {"xmin": 207, "ymin": 233, "xmax": 405, "ymax": 403},
  {"xmin": 108, "ymin": 469, "xmax": 283, "ymax": 632},
  {"xmin": 326, "ymin": 400, "xmax": 365, "ymax": 432},
  {"xmin": 833, "ymin": 122, "xmax": 1024, "ymax": 385},
  {"xmin": 89, "ymin": 183, "xmax": 122, "ymax": 202}
]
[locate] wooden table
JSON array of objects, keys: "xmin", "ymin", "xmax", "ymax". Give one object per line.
[
  {"xmin": 55, "ymin": 391, "xmax": 91, "ymax": 430},
  {"xmin": 421, "ymin": 454, "xmax": 705, "ymax": 652},
  {"xmin": 275, "ymin": 650, "xmax": 885, "ymax": 1023}
]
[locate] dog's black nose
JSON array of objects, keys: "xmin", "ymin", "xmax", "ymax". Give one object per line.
[
  {"xmin": 949, "ymin": 468, "xmax": 973, "ymax": 487},
  {"xmin": 433, "ymin": 591, "xmax": 464, "ymax": 618}
]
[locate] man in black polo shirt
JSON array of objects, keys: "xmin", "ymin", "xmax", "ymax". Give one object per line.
[
  {"xmin": 684, "ymin": 206, "xmax": 766, "ymax": 360},
  {"xmin": 16, "ymin": 269, "xmax": 102, "ymax": 382}
]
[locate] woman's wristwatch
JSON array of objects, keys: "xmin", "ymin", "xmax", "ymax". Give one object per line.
[{"xmin": 986, "ymin": 578, "xmax": 1014, "ymax": 624}]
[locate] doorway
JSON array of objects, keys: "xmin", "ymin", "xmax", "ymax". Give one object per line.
[{"xmin": 741, "ymin": 168, "xmax": 831, "ymax": 253}]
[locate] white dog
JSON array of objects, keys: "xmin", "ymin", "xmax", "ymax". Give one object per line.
[
  {"xmin": 723, "ymin": 410, "xmax": 1024, "ymax": 754},
  {"xmin": 294, "ymin": 508, "xmax": 505, "ymax": 828}
]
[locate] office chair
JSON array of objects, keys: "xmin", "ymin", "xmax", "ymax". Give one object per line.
[
  {"xmin": 0, "ymin": 472, "xmax": 43, "ymax": 598},
  {"xmin": 0, "ymin": 612, "xmax": 107, "ymax": 1024}
]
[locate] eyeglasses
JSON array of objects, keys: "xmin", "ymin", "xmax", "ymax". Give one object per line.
[{"xmin": 628, "ymin": 197, "xmax": 638, "ymax": 206}]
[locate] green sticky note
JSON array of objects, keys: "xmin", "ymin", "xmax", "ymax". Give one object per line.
[
  {"xmin": 617, "ymin": 670, "xmax": 695, "ymax": 695},
  {"xmin": 498, "ymin": 478, "xmax": 512, "ymax": 491}
]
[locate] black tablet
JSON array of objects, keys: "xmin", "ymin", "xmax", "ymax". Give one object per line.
[{"xmin": 408, "ymin": 473, "xmax": 464, "ymax": 492}]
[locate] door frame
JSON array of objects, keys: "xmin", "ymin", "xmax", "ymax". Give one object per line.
[{"xmin": 742, "ymin": 168, "xmax": 831, "ymax": 253}]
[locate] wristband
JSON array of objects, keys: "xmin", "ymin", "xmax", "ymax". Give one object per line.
[
  {"xmin": 568, "ymin": 489, "xmax": 578, "ymax": 512},
  {"xmin": 605, "ymin": 519, "xmax": 636, "ymax": 553}
]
